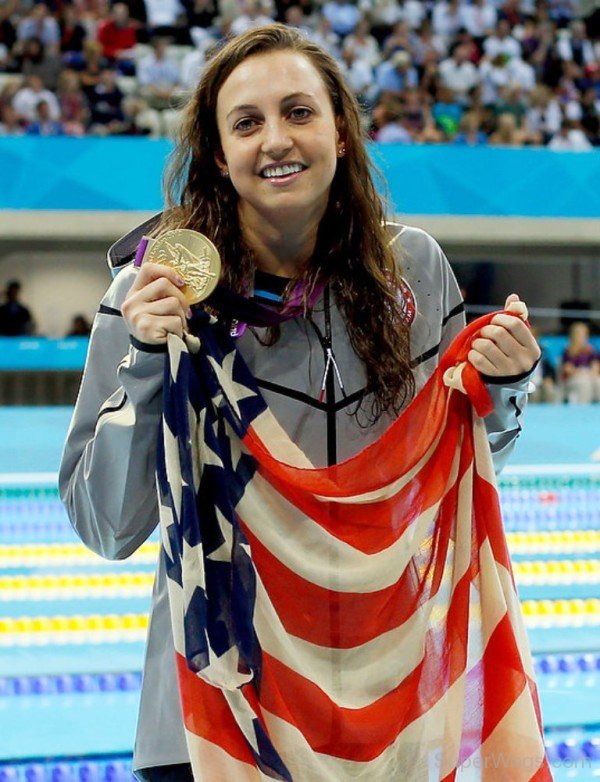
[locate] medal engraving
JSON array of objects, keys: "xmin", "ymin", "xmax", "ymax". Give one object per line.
[{"xmin": 146, "ymin": 229, "xmax": 221, "ymax": 304}]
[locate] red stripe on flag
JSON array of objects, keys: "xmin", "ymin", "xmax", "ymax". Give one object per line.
[
  {"xmin": 529, "ymin": 758, "xmax": 553, "ymax": 781},
  {"xmin": 242, "ymin": 371, "xmax": 456, "ymax": 498},
  {"xmin": 240, "ymin": 480, "xmax": 460, "ymax": 648},
  {"xmin": 473, "ymin": 471, "xmax": 513, "ymax": 575},
  {"xmin": 255, "ymin": 409, "xmax": 468, "ymax": 555},
  {"xmin": 256, "ymin": 567, "xmax": 473, "ymax": 762},
  {"xmin": 176, "ymin": 653, "xmax": 256, "ymax": 765},
  {"xmin": 481, "ymin": 614, "xmax": 530, "ymax": 743}
]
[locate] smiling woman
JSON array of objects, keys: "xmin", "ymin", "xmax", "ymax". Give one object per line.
[
  {"xmin": 60, "ymin": 23, "xmax": 546, "ymax": 782},
  {"xmin": 151, "ymin": 24, "xmax": 417, "ymax": 420}
]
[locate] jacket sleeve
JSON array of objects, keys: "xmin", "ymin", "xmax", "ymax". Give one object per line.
[
  {"xmin": 438, "ymin": 246, "xmax": 532, "ymax": 477},
  {"xmin": 58, "ymin": 265, "xmax": 166, "ymax": 560}
]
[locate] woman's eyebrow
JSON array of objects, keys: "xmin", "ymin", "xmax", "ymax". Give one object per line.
[
  {"xmin": 226, "ymin": 103, "xmax": 258, "ymax": 121},
  {"xmin": 226, "ymin": 92, "xmax": 316, "ymax": 121}
]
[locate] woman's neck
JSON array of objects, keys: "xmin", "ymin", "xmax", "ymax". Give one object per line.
[{"xmin": 238, "ymin": 204, "xmax": 324, "ymax": 278}]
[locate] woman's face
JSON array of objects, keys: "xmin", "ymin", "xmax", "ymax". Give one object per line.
[{"xmin": 215, "ymin": 50, "xmax": 341, "ymax": 227}]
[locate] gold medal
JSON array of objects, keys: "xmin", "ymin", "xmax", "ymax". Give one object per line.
[{"xmin": 145, "ymin": 229, "xmax": 221, "ymax": 305}]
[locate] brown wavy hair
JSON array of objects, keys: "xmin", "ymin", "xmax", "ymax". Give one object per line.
[{"xmin": 153, "ymin": 23, "xmax": 414, "ymax": 422}]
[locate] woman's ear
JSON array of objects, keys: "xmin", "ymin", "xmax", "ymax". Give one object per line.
[
  {"xmin": 214, "ymin": 148, "xmax": 229, "ymax": 178},
  {"xmin": 335, "ymin": 118, "xmax": 347, "ymax": 155}
]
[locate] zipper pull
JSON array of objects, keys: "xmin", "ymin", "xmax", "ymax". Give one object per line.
[
  {"xmin": 319, "ymin": 348, "xmax": 332, "ymax": 403},
  {"xmin": 319, "ymin": 347, "xmax": 345, "ymax": 403}
]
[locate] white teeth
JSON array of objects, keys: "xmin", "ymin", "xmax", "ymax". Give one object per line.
[{"xmin": 262, "ymin": 164, "xmax": 303, "ymax": 178}]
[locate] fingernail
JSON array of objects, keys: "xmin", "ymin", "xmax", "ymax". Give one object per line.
[
  {"xmin": 176, "ymin": 276, "xmax": 185, "ymax": 286},
  {"xmin": 186, "ymin": 308, "xmax": 192, "ymax": 318}
]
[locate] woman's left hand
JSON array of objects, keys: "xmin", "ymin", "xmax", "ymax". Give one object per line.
[{"xmin": 468, "ymin": 294, "xmax": 541, "ymax": 379}]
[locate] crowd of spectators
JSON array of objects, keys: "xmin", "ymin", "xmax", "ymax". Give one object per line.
[{"xmin": 0, "ymin": 0, "xmax": 598, "ymax": 145}]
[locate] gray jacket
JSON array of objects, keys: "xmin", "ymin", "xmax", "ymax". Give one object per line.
[{"xmin": 59, "ymin": 221, "xmax": 532, "ymax": 770}]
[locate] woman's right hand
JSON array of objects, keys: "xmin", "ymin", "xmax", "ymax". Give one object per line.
[{"xmin": 121, "ymin": 262, "xmax": 192, "ymax": 345}]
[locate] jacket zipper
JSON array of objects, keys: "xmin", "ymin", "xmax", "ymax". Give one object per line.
[{"xmin": 311, "ymin": 286, "xmax": 345, "ymax": 467}]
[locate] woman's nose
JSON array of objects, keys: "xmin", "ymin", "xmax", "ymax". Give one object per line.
[{"xmin": 260, "ymin": 120, "xmax": 294, "ymax": 157}]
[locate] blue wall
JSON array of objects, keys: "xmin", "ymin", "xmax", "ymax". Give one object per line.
[
  {"xmin": 1, "ymin": 335, "xmax": 598, "ymax": 371},
  {"xmin": 1, "ymin": 137, "xmax": 599, "ymax": 218}
]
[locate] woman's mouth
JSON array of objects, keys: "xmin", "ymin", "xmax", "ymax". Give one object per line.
[{"xmin": 259, "ymin": 163, "xmax": 307, "ymax": 185}]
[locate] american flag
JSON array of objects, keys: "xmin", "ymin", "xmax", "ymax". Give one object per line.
[{"xmin": 157, "ymin": 310, "xmax": 551, "ymax": 781}]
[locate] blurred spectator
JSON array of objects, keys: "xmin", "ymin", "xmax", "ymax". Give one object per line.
[
  {"xmin": 498, "ymin": 0, "xmax": 526, "ymax": 29},
  {"xmin": 453, "ymin": 109, "xmax": 488, "ymax": 144},
  {"xmin": 547, "ymin": 0, "xmax": 577, "ymax": 28},
  {"xmin": 482, "ymin": 19, "xmax": 522, "ymax": 60},
  {"xmin": 66, "ymin": 314, "xmax": 91, "ymax": 337},
  {"xmin": 16, "ymin": 4, "xmax": 60, "ymax": 52},
  {"xmin": 0, "ymin": 102, "xmax": 23, "ymax": 135},
  {"xmin": 97, "ymin": 3, "xmax": 137, "ymax": 72},
  {"xmin": 87, "ymin": 67, "xmax": 125, "ymax": 134},
  {"xmin": 488, "ymin": 111, "xmax": 527, "ymax": 145},
  {"xmin": 580, "ymin": 86, "xmax": 600, "ymax": 145},
  {"xmin": 56, "ymin": 69, "xmax": 88, "ymax": 135},
  {"xmin": 60, "ymin": 6, "xmax": 88, "ymax": 66},
  {"xmin": 0, "ymin": 40, "xmax": 8, "ymax": 69},
  {"xmin": 560, "ymin": 321, "xmax": 600, "ymax": 403},
  {"xmin": 479, "ymin": 52, "xmax": 514, "ymax": 105},
  {"xmin": 557, "ymin": 19, "xmax": 596, "ymax": 67},
  {"xmin": 438, "ymin": 43, "xmax": 481, "ymax": 104},
  {"xmin": 283, "ymin": 6, "xmax": 312, "ymax": 36},
  {"xmin": 118, "ymin": 94, "xmax": 158, "ymax": 135},
  {"xmin": 371, "ymin": 97, "xmax": 412, "ymax": 143},
  {"xmin": 453, "ymin": 27, "xmax": 481, "ymax": 64},
  {"xmin": 460, "ymin": 0, "xmax": 497, "ymax": 41},
  {"xmin": 411, "ymin": 20, "xmax": 446, "ymax": 71},
  {"xmin": 0, "ymin": 0, "xmax": 18, "ymax": 54},
  {"xmin": 340, "ymin": 45, "xmax": 376, "ymax": 105},
  {"xmin": 180, "ymin": 37, "xmax": 210, "ymax": 90},
  {"xmin": 12, "ymin": 73, "xmax": 60, "ymax": 123},
  {"xmin": 535, "ymin": 21, "xmax": 565, "ymax": 89},
  {"xmin": 13, "ymin": 36, "xmax": 62, "ymax": 89},
  {"xmin": 77, "ymin": 39, "xmax": 110, "ymax": 95},
  {"xmin": 398, "ymin": 0, "xmax": 427, "ymax": 32},
  {"xmin": 376, "ymin": 49, "xmax": 418, "ymax": 96},
  {"xmin": 400, "ymin": 88, "xmax": 427, "ymax": 138},
  {"xmin": 138, "ymin": 36, "xmax": 181, "ymax": 110},
  {"xmin": 230, "ymin": 0, "xmax": 273, "ymax": 36},
  {"xmin": 25, "ymin": 98, "xmax": 64, "ymax": 134},
  {"xmin": 432, "ymin": 85, "xmax": 464, "ymax": 138},
  {"xmin": 0, "ymin": 280, "xmax": 34, "ymax": 336},
  {"xmin": 321, "ymin": 0, "xmax": 360, "ymax": 38},
  {"xmin": 506, "ymin": 52, "xmax": 537, "ymax": 94},
  {"xmin": 525, "ymin": 84, "xmax": 562, "ymax": 141},
  {"xmin": 308, "ymin": 16, "xmax": 341, "ymax": 58},
  {"xmin": 529, "ymin": 327, "xmax": 560, "ymax": 403},
  {"xmin": 492, "ymin": 84, "xmax": 527, "ymax": 126},
  {"xmin": 143, "ymin": 0, "xmax": 189, "ymax": 43},
  {"xmin": 186, "ymin": 0, "xmax": 219, "ymax": 32},
  {"xmin": 381, "ymin": 20, "xmax": 412, "ymax": 60},
  {"xmin": 431, "ymin": 0, "xmax": 465, "ymax": 43},
  {"xmin": 369, "ymin": 0, "xmax": 403, "ymax": 42},
  {"xmin": 548, "ymin": 117, "xmax": 593, "ymax": 149},
  {"xmin": 343, "ymin": 17, "xmax": 381, "ymax": 69}
]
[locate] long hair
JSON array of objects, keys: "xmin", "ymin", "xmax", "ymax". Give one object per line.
[{"xmin": 153, "ymin": 24, "xmax": 415, "ymax": 423}]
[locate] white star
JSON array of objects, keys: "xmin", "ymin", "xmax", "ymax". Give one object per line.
[
  {"xmin": 206, "ymin": 507, "xmax": 234, "ymax": 563},
  {"xmin": 197, "ymin": 406, "xmax": 223, "ymax": 470},
  {"xmin": 207, "ymin": 351, "xmax": 256, "ymax": 419}
]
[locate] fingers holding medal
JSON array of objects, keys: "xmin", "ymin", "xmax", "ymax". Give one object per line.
[
  {"xmin": 122, "ymin": 230, "xmax": 221, "ymax": 346},
  {"xmin": 146, "ymin": 230, "xmax": 221, "ymax": 305}
]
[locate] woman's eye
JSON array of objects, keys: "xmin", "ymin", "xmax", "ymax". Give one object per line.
[
  {"xmin": 290, "ymin": 107, "xmax": 312, "ymax": 121},
  {"xmin": 234, "ymin": 118, "xmax": 257, "ymax": 132}
]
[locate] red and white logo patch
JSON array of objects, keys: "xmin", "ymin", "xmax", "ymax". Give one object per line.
[{"xmin": 398, "ymin": 277, "xmax": 416, "ymax": 325}]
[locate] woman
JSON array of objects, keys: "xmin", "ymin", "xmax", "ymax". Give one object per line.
[
  {"xmin": 60, "ymin": 24, "xmax": 544, "ymax": 781},
  {"xmin": 560, "ymin": 321, "xmax": 600, "ymax": 404}
]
